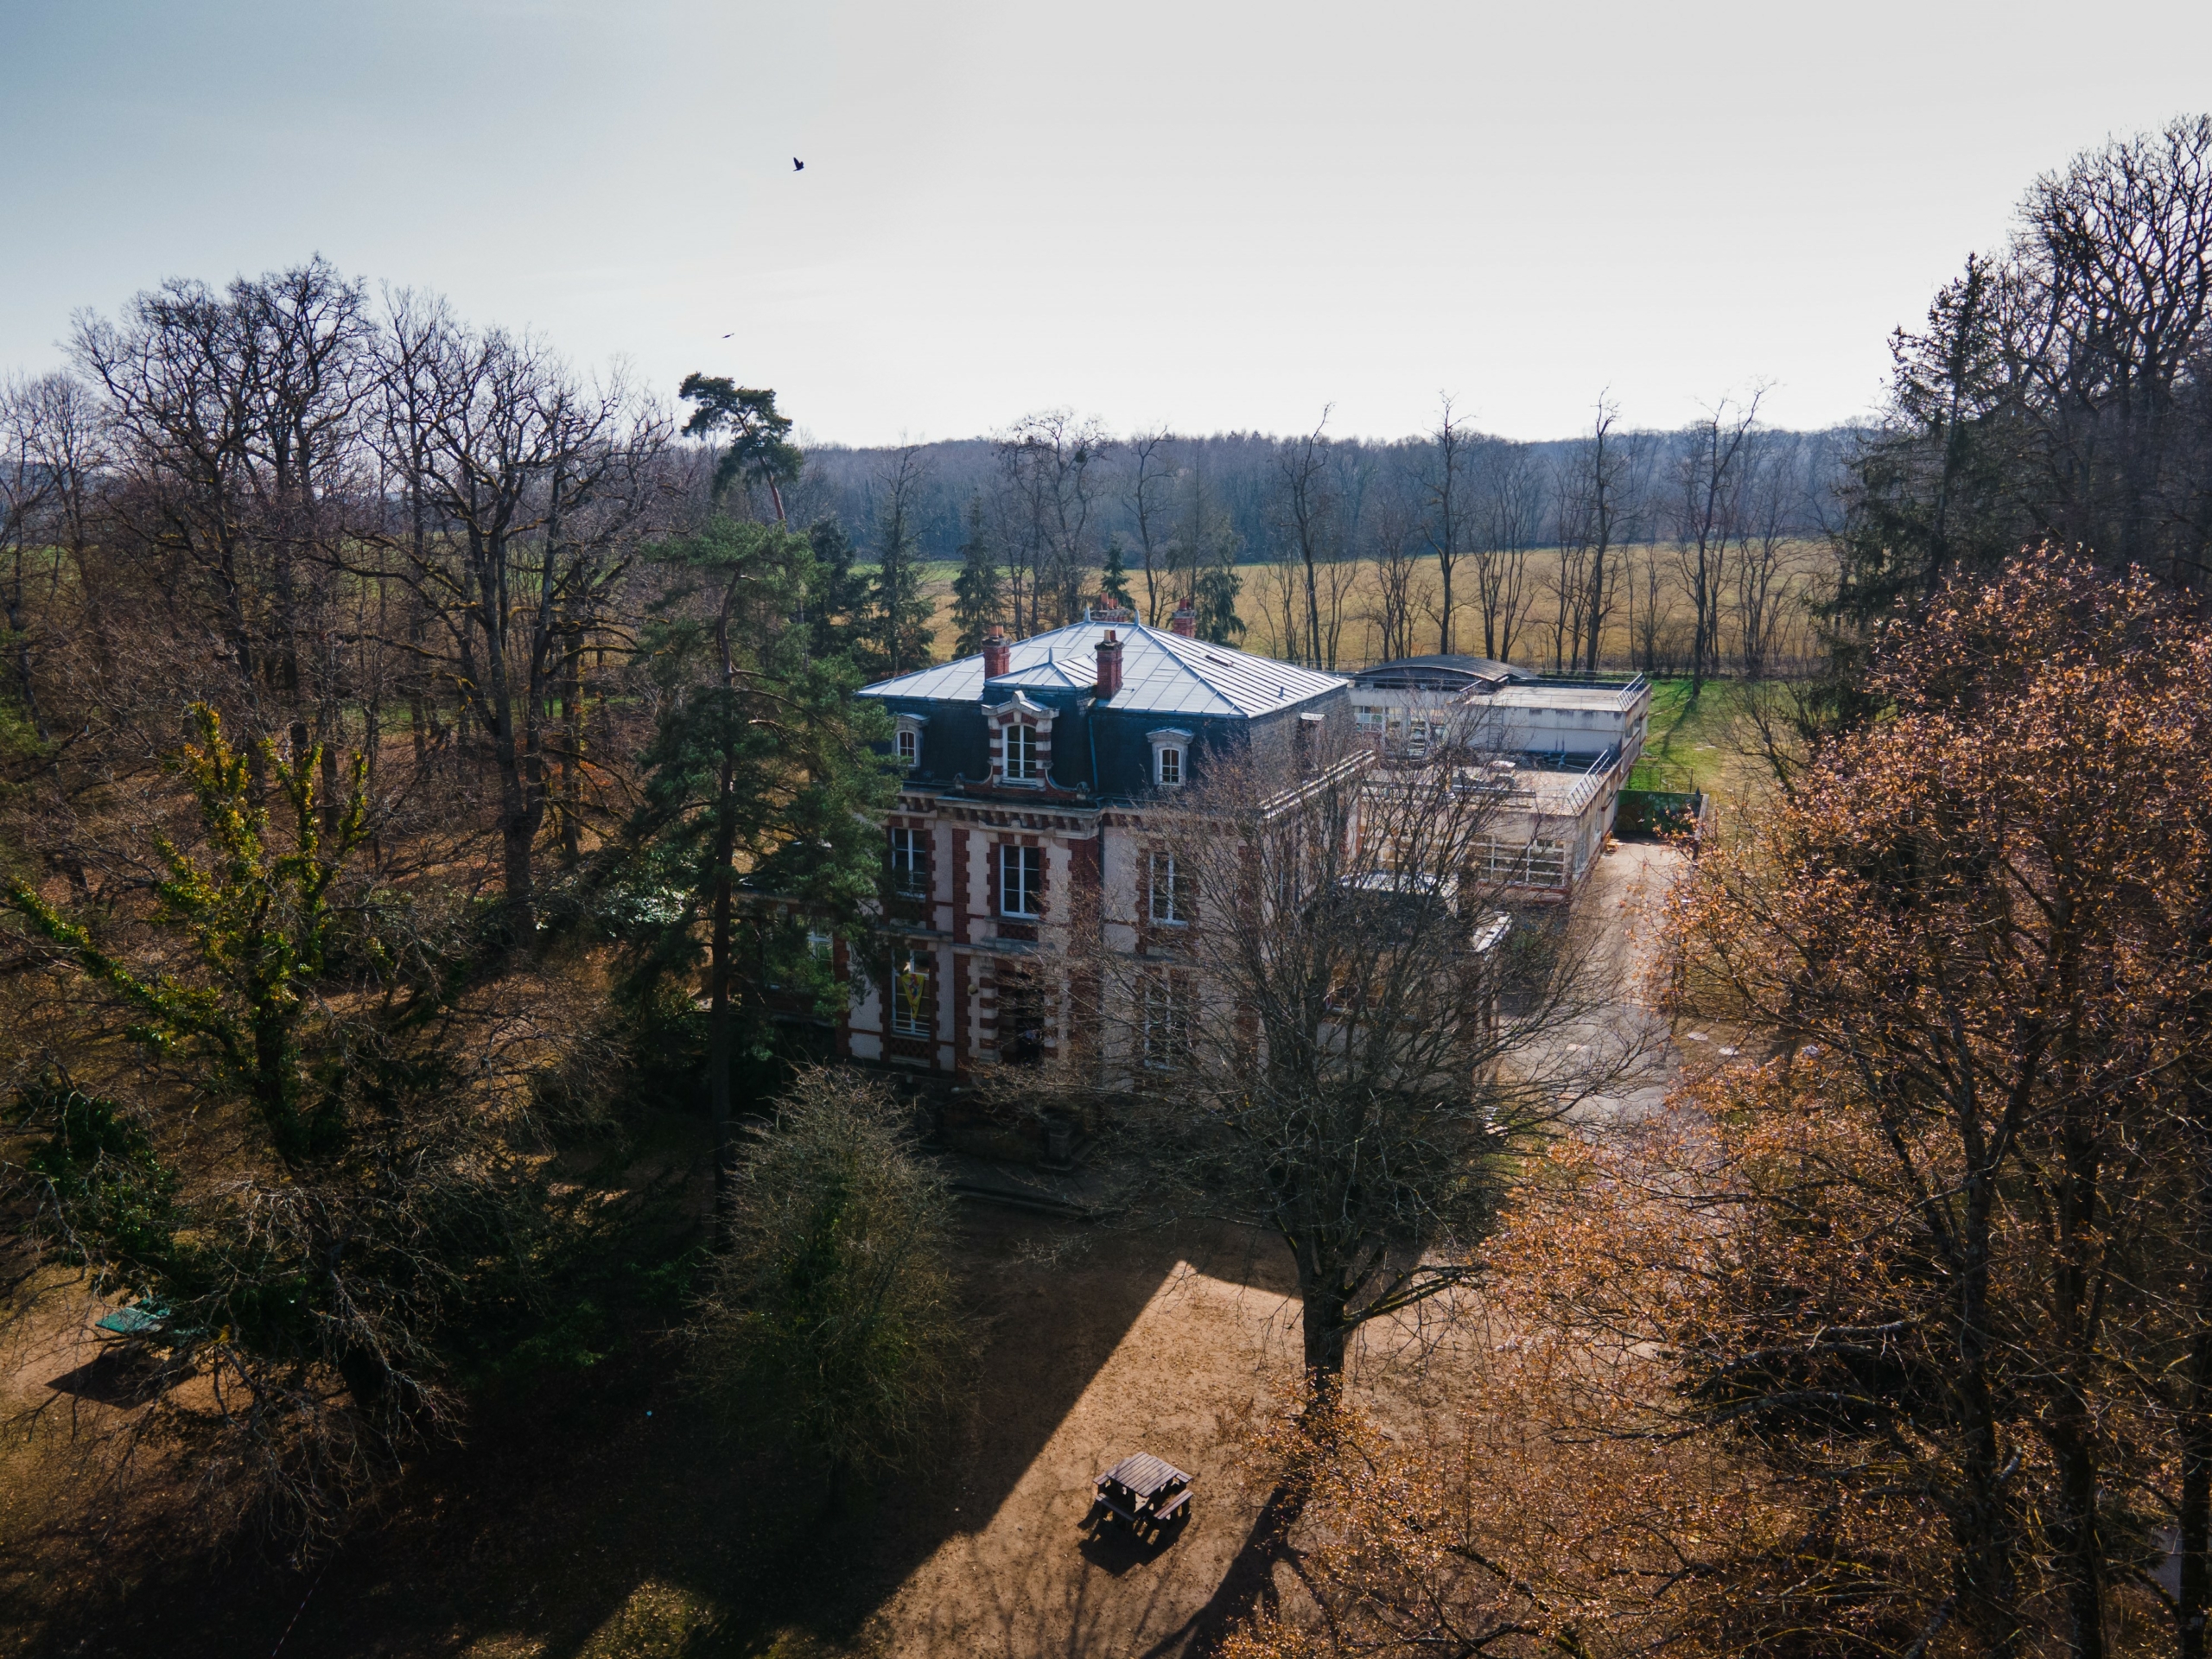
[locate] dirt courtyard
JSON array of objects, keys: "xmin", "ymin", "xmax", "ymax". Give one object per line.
[
  {"xmin": 874, "ymin": 1247, "xmax": 1305, "ymax": 1658},
  {"xmin": 0, "ymin": 1212, "xmax": 1327, "ymax": 1659}
]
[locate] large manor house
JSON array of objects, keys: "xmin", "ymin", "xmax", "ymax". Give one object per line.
[{"xmin": 837, "ymin": 605, "xmax": 1651, "ymax": 1086}]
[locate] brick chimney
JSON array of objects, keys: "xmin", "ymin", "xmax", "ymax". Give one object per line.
[
  {"xmin": 982, "ymin": 631, "xmax": 1010, "ymax": 678},
  {"xmin": 1296, "ymin": 709, "xmax": 1325, "ymax": 777},
  {"xmin": 1095, "ymin": 629, "xmax": 1123, "ymax": 699},
  {"xmin": 1169, "ymin": 602, "xmax": 1197, "ymax": 638}
]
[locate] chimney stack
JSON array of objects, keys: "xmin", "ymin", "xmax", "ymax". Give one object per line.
[
  {"xmin": 1169, "ymin": 601, "xmax": 1197, "ymax": 638},
  {"xmin": 1095, "ymin": 628, "xmax": 1123, "ymax": 699},
  {"xmin": 982, "ymin": 631, "xmax": 1010, "ymax": 679},
  {"xmin": 1296, "ymin": 709, "xmax": 1326, "ymax": 777}
]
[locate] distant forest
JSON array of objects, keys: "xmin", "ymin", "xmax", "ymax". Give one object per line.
[
  {"xmin": 767, "ymin": 410, "xmax": 1864, "ymax": 676},
  {"xmin": 796, "ymin": 423, "xmax": 1857, "ymax": 574}
]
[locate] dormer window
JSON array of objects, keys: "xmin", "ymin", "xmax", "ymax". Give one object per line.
[
  {"xmin": 986, "ymin": 692, "xmax": 1054, "ymax": 788},
  {"xmin": 1147, "ymin": 728, "xmax": 1193, "ymax": 790},
  {"xmin": 893, "ymin": 712, "xmax": 928, "ymax": 772}
]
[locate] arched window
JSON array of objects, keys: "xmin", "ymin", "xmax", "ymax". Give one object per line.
[
  {"xmin": 894, "ymin": 712, "xmax": 928, "ymax": 771},
  {"xmin": 1147, "ymin": 728, "xmax": 1192, "ymax": 789}
]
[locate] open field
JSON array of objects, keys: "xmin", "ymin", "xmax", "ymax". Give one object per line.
[{"xmin": 912, "ymin": 540, "xmax": 1832, "ymax": 676}]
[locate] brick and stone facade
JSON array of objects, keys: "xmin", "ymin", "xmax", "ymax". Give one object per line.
[{"xmin": 843, "ymin": 617, "xmax": 1350, "ymax": 1090}]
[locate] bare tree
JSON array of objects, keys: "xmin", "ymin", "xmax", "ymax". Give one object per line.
[
  {"xmin": 1732, "ymin": 431, "xmax": 1802, "ymax": 679},
  {"xmin": 1124, "ymin": 427, "xmax": 1176, "ymax": 625},
  {"xmin": 1470, "ymin": 437, "xmax": 1541, "ymax": 663},
  {"xmin": 0, "ymin": 373, "xmax": 101, "ymax": 741},
  {"xmin": 1054, "ymin": 728, "xmax": 1656, "ymax": 1382},
  {"xmin": 1626, "ymin": 543, "xmax": 1677, "ymax": 675},
  {"xmin": 1557, "ymin": 397, "xmax": 1628, "ymax": 672},
  {"xmin": 376, "ymin": 315, "xmax": 671, "ymax": 936},
  {"xmin": 73, "ymin": 258, "xmax": 378, "ymax": 758},
  {"xmin": 994, "ymin": 411, "xmax": 1111, "ymax": 632},
  {"xmin": 1420, "ymin": 397, "xmax": 1475, "ymax": 654},
  {"xmin": 1674, "ymin": 390, "xmax": 1764, "ymax": 698},
  {"xmin": 1360, "ymin": 452, "xmax": 1426, "ymax": 663},
  {"xmin": 1272, "ymin": 411, "xmax": 1338, "ymax": 668}
]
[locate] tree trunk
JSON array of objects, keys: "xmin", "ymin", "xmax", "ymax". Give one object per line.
[
  {"xmin": 708, "ymin": 809, "xmax": 739, "ymax": 1249},
  {"xmin": 1299, "ymin": 1269, "xmax": 1352, "ymax": 1382}
]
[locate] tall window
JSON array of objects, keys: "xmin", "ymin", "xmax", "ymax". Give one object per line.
[
  {"xmin": 1005, "ymin": 723, "xmax": 1040, "ymax": 781},
  {"xmin": 1155, "ymin": 744, "xmax": 1182, "ymax": 786},
  {"xmin": 1142, "ymin": 973, "xmax": 1192, "ymax": 1070},
  {"xmin": 896, "ymin": 728, "xmax": 918, "ymax": 768},
  {"xmin": 889, "ymin": 827, "xmax": 928, "ymax": 896},
  {"xmin": 1000, "ymin": 843, "xmax": 1043, "ymax": 916},
  {"xmin": 892, "ymin": 949, "xmax": 930, "ymax": 1035},
  {"xmin": 1148, "ymin": 851, "xmax": 1192, "ymax": 925}
]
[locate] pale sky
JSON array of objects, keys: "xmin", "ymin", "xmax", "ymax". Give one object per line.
[{"xmin": 4, "ymin": 0, "xmax": 2209, "ymax": 445}]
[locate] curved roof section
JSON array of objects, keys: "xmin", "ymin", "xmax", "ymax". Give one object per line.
[
  {"xmin": 1352, "ymin": 653, "xmax": 1536, "ymax": 687},
  {"xmin": 857, "ymin": 620, "xmax": 1346, "ymax": 719}
]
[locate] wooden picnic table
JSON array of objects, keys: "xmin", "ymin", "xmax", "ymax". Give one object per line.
[{"xmin": 1092, "ymin": 1452, "xmax": 1194, "ymax": 1535}]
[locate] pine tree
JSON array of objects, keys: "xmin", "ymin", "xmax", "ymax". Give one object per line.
[
  {"xmin": 865, "ymin": 489, "xmax": 937, "ymax": 679},
  {"xmin": 950, "ymin": 495, "xmax": 1004, "ymax": 656},
  {"xmin": 1194, "ymin": 548, "xmax": 1245, "ymax": 644},
  {"xmin": 629, "ymin": 516, "xmax": 894, "ymax": 1238},
  {"xmin": 1099, "ymin": 537, "xmax": 1135, "ymax": 613},
  {"xmin": 804, "ymin": 518, "xmax": 868, "ymax": 662}
]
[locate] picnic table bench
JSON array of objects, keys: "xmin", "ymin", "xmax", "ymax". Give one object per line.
[
  {"xmin": 1091, "ymin": 1452, "xmax": 1194, "ymax": 1540},
  {"xmin": 94, "ymin": 1301, "xmax": 170, "ymax": 1338}
]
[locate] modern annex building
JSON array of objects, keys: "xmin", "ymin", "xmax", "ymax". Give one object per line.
[
  {"xmin": 846, "ymin": 607, "xmax": 1349, "ymax": 1080},
  {"xmin": 1348, "ymin": 654, "xmax": 1653, "ymax": 901}
]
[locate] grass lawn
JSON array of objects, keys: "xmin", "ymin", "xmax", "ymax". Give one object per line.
[{"xmin": 1626, "ymin": 678, "xmax": 1771, "ymax": 797}]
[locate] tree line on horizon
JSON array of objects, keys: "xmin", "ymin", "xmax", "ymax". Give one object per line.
[{"xmin": 793, "ymin": 406, "xmax": 1857, "ymax": 685}]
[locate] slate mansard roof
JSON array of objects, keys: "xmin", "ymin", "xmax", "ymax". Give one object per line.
[
  {"xmin": 857, "ymin": 620, "xmax": 1346, "ymax": 719},
  {"xmin": 855, "ymin": 620, "xmax": 1351, "ymax": 800}
]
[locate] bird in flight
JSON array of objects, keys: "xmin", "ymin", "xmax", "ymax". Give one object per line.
[
  {"xmin": 721, "ymin": 333, "xmax": 732, "ymax": 339},
  {"xmin": 792, "ymin": 157, "xmax": 804, "ymax": 172}
]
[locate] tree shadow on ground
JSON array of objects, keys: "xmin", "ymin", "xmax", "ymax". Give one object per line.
[
  {"xmin": 41, "ymin": 1346, "xmax": 170, "ymax": 1409},
  {"xmin": 1131, "ymin": 1480, "xmax": 1308, "ymax": 1658},
  {"xmin": 3, "ymin": 1207, "xmax": 1287, "ymax": 1659}
]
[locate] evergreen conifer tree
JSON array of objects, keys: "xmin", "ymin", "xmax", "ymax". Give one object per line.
[
  {"xmin": 865, "ymin": 488, "xmax": 936, "ymax": 679},
  {"xmin": 1099, "ymin": 537, "xmax": 1135, "ymax": 613},
  {"xmin": 950, "ymin": 495, "xmax": 1004, "ymax": 656},
  {"xmin": 804, "ymin": 518, "xmax": 868, "ymax": 662},
  {"xmin": 1194, "ymin": 548, "xmax": 1245, "ymax": 644},
  {"xmin": 627, "ymin": 516, "xmax": 893, "ymax": 1237}
]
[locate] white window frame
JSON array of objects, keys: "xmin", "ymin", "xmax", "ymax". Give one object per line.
[
  {"xmin": 1006, "ymin": 723, "xmax": 1041, "ymax": 782},
  {"xmin": 1148, "ymin": 850, "xmax": 1192, "ymax": 925},
  {"xmin": 888, "ymin": 827, "xmax": 928, "ymax": 896},
  {"xmin": 893, "ymin": 711, "xmax": 927, "ymax": 772},
  {"xmin": 1147, "ymin": 728, "xmax": 1193, "ymax": 791},
  {"xmin": 891, "ymin": 948, "xmax": 930, "ymax": 1036},
  {"xmin": 1000, "ymin": 843, "xmax": 1043, "ymax": 917},
  {"xmin": 1142, "ymin": 972, "xmax": 1192, "ymax": 1070}
]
